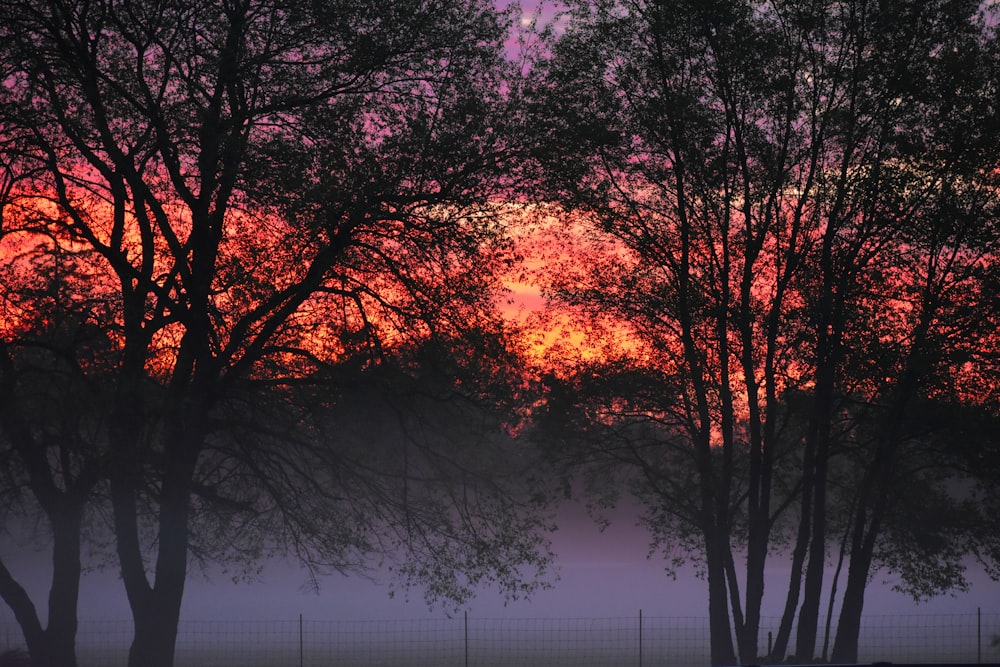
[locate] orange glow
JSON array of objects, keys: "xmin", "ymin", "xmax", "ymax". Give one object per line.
[
  {"xmin": 496, "ymin": 203, "xmax": 648, "ymax": 366},
  {"xmin": 2, "ymin": 170, "xmax": 518, "ymax": 386},
  {"xmin": 4, "ymin": 170, "xmax": 996, "ymax": 421}
]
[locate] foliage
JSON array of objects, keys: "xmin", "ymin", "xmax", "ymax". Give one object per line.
[
  {"xmin": 0, "ymin": 1, "xmax": 550, "ymax": 666},
  {"xmin": 524, "ymin": 0, "xmax": 1000, "ymax": 664}
]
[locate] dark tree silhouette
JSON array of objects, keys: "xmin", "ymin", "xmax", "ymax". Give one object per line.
[
  {"xmin": 0, "ymin": 1, "xmax": 550, "ymax": 666},
  {"xmin": 525, "ymin": 0, "xmax": 1000, "ymax": 663},
  {"xmin": 0, "ymin": 243, "xmax": 109, "ymax": 667}
]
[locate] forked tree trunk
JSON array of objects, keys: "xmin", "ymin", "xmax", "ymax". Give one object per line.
[
  {"xmin": 117, "ymin": 473, "xmax": 193, "ymax": 667},
  {"xmin": 821, "ymin": 518, "xmax": 851, "ymax": 661},
  {"xmin": 771, "ymin": 473, "xmax": 811, "ymax": 661},
  {"xmin": 830, "ymin": 514, "xmax": 877, "ymax": 664},
  {"xmin": 831, "ymin": 462, "xmax": 890, "ymax": 664},
  {"xmin": 109, "ymin": 343, "xmax": 207, "ymax": 667},
  {"xmin": 0, "ymin": 506, "xmax": 83, "ymax": 667},
  {"xmin": 120, "ymin": 465, "xmax": 190, "ymax": 667}
]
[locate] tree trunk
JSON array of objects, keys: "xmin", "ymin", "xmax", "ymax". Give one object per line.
[
  {"xmin": 119, "ymin": 473, "xmax": 193, "ymax": 667},
  {"xmin": 706, "ymin": 531, "xmax": 738, "ymax": 667},
  {"xmin": 829, "ymin": 511, "xmax": 875, "ymax": 664},
  {"xmin": 830, "ymin": 433, "xmax": 894, "ymax": 664},
  {"xmin": 0, "ymin": 344, "xmax": 90, "ymax": 667},
  {"xmin": 831, "ymin": 459, "xmax": 891, "ymax": 664},
  {"xmin": 0, "ymin": 559, "xmax": 45, "ymax": 660},
  {"xmin": 739, "ymin": 527, "xmax": 766, "ymax": 662},
  {"xmin": 794, "ymin": 220, "xmax": 845, "ymax": 658},
  {"xmin": 831, "ymin": 304, "xmax": 932, "ymax": 663},
  {"xmin": 795, "ymin": 432, "xmax": 828, "ymax": 660},
  {"xmin": 0, "ymin": 506, "xmax": 83, "ymax": 667},
  {"xmin": 107, "ymin": 336, "xmax": 206, "ymax": 667},
  {"xmin": 128, "ymin": 594, "xmax": 184, "ymax": 667},
  {"xmin": 821, "ymin": 516, "xmax": 851, "ymax": 661},
  {"xmin": 771, "ymin": 459, "xmax": 812, "ymax": 661},
  {"xmin": 737, "ymin": 330, "xmax": 770, "ymax": 665},
  {"xmin": 41, "ymin": 508, "xmax": 83, "ymax": 667},
  {"xmin": 830, "ymin": 568, "xmax": 866, "ymax": 663}
]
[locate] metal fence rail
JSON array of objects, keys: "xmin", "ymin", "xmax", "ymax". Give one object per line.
[{"xmin": 2, "ymin": 611, "xmax": 998, "ymax": 667}]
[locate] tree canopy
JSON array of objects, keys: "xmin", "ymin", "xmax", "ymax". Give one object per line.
[
  {"xmin": 525, "ymin": 0, "xmax": 1000, "ymax": 663},
  {"xmin": 0, "ymin": 1, "xmax": 551, "ymax": 666}
]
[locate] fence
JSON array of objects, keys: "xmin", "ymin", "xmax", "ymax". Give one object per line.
[{"xmin": 2, "ymin": 611, "xmax": 998, "ymax": 666}]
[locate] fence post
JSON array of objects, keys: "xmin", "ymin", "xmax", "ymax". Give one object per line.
[
  {"xmin": 299, "ymin": 613, "xmax": 304, "ymax": 667},
  {"xmin": 465, "ymin": 610, "xmax": 469, "ymax": 667},
  {"xmin": 639, "ymin": 608, "xmax": 643, "ymax": 667},
  {"xmin": 978, "ymin": 607, "xmax": 982, "ymax": 664}
]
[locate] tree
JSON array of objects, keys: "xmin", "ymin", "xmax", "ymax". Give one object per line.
[
  {"xmin": 828, "ymin": 157, "xmax": 1000, "ymax": 660},
  {"xmin": 0, "ymin": 241, "xmax": 109, "ymax": 667},
  {"xmin": 525, "ymin": 0, "xmax": 1000, "ymax": 663},
  {"xmin": 0, "ymin": 1, "xmax": 551, "ymax": 666}
]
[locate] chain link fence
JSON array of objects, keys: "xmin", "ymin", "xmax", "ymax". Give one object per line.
[{"xmin": 2, "ymin": 611, "xmax": 998, "ymax": 666}]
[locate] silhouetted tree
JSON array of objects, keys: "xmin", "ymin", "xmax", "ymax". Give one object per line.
[
  {"xmin": 525, "ymin": 0, "xmax": 1000, "ymax": 663},
  {"xmin": 0, "ymin": 1, "xmax": 550, "ymax": 666},
  {"xmin": 0, "ymin": 235, "xmax": 112, "ymax": 667}
]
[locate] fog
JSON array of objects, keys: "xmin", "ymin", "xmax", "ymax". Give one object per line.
[{"xmin": 2, "ymin": 500, "xmax": 997, "ymax": 625}]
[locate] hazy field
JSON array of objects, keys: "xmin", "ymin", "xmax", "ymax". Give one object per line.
[{"xmin": 3, "ymin": 613, "xmax": 996, "ymax": 667}]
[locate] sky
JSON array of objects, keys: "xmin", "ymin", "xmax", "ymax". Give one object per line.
[{"xmin": 496, "ymin": 0, "xmax": 570, "ymax": 64}]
